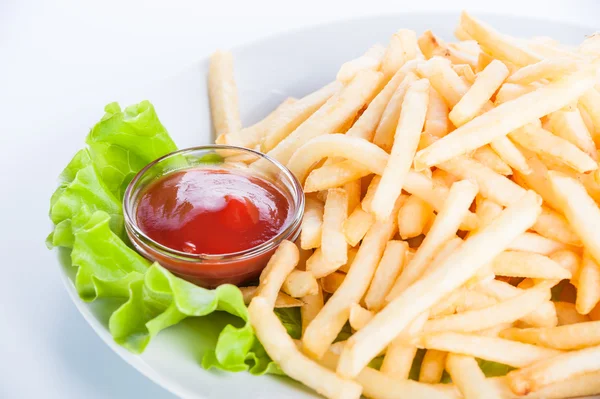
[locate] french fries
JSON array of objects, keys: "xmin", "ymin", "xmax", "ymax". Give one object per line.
[
  {"xmin": 397, "ymin": 195, "xmax": 434, "ymax": 239},
  {"xmin": 449, "ymin": 59, "xmax": 509, "ymax": 127},
  {"xmin": 500, "ymin": 321, "xmax": 600, "ymax": 350},
  {"xmin": 492, "ymin": 251, "xmax": 571, "ymax": 280},
  {"xmin": 364, "ymin": 240, "xmax": 408, "ymax": 311},
  {"xmin": 209, "ymin": 13, "xmax": 600, "ymax": 399},
  {"xmin": 264, "ymin": 70, "xmax": 383, "ymax": 165},
  {"xmin": 413, "ymin": 70, "xmax": 597, "ymax": 170},
  {"xmin": 301, "ymin": 197, "xmax": 324, "ymax": 250},
  {"xmin": 388, "ymin": 180, "xmax": 477, "ymax": 299},
  {"xmin": 321, "ymin": 189, "xmax": 348, "ymax": 269},
  {"xmin": 371, "ymin": 79, "xmax": 430, "ymax": 220},
  {"xmin": 337, "ymin": 191, "xmax": 541, "ymax": 378},
  {"xmin": 208, "ymin": 50, "xmax": 242, "ymax": 138},
  {"xmin": 446, "ymin": 354, "xmax": 503, "ymax": 399},
  {"xmin": 420, "ymin": 332, "xmax": 561, "ymax": 368},
  {"xmin": 507, "ymin": 344, "xmax": 600, "ymax": 395},
  {"xmin": 302, "ymin": 198, "xmax": 401, "ymax": 358},
  {"xmin": 262, "ymin": 82, "xmax": 342, "ymax": 152},
  {"xmin": 282, "ymin": 270, "xmax": 319, "ymax": 298},
  {"xmin": 343, "ymin": 207, "xmax": 374, "ymax": 247},
  {"xmin": 287, "ymin": 134, "xmax": 389, "ymax": 184}
]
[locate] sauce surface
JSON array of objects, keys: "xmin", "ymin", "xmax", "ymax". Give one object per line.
[{"xmin": 136, "ymin": 167, "xmax": 290, "ymax": 255}]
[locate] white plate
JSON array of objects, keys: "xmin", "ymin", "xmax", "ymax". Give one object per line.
[{"xmin": 58, "ymin": 12, "xmax": 595, "ymax": 399}]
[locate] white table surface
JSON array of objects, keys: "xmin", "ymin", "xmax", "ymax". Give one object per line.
[{"xmin": 1, "ymin": 0, "xmax": 599, "ymax": 398}]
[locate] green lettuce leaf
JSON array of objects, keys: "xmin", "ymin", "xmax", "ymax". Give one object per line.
[
  {"xmin": 86, "ymin": 101, "xmax": 177, "ymax": 198},
  {"xmin": 48, "ymin": 101, "xmax": 280, "ymax": 378}
]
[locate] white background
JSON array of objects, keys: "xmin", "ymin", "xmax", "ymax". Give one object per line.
[{"xmin": 1, "ymin": 0, "xmax": 599, "ymax": 398}]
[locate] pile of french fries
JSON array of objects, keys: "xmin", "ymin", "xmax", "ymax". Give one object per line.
[{"xmin": 208, "ymin": 11, "xmax": 600, "ymax": 399}]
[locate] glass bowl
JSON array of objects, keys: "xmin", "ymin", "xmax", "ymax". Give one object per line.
[{"xmin": 123, "ymin": 145, "xmax": 304, "ymax": 288}]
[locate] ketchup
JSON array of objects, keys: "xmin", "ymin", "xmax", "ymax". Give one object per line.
[{"xmin": 136, "ymin": 167, "xmax": 290, "ymax": 255}]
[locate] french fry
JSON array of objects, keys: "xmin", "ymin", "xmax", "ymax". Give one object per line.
[
  {"xmin": 224, "ymin": 97, "xmax": 295, "ymax": 148},
  {"xmin": 494, "ymin": 83, "xmax": 536, "ymax": 105},
  {"xmin": 424, "ymin": 86, "xmax": 451, "ymax": 138},
  {"xmin": 403, "ymin": 171, "xmax": 479, "ymax": 231},
  {"xmin": 208, "ymin": 50, "xmax": 242, "ymax": 138},
  {"xmin": 509, "ymin": 124, "xmax": 597, "ymax": 173},
  {"xmin": 555, "ymin": 301, "xmax": 590, "ymax": 326},
  {"xmin": 417, "ymin": 57, "xmax": 467, "ymax": 108},
  {"xmin": 532, "ymin": 208, "xmax": 582, "ymax": 247},
  {"xmin": 345, "ymin": 179, "xmax": 361, "ymax": 216},
  {"xmin": 302, "ymin": 198, "xmax": 401, "ymax": 358},
  {"xmin": 500, "ymin": 320, "xmax": 600, "ymax": 350},
  {"xmin": 453, "ymin": 64, "xmax": 477, "ymax": 84},
  {"xmin": 546, "ymin": 107, "xmax": 597, "ymax": 161},
  {"xmin": 420, "ymin": 332, "xmax": 561, "ymax": 368},
  {"xmin": 300, "ymin": 197, "xmax": 324, "ymax": 250},
  {"xmin": 361, "ymin": 175, "xmax": 381, "ymax": 213},
  {"xmin": 507, "ymin": 58, "xmax": 578, "ymax": 84},
  {"xmin": 449, "ymin": 60, "xmax": 509, "ymax": 127},
  {"xmin": 549, "ymin": 171, "xmax": 600, "ymax": 265},
  {"xmin": 337, "ymin": 44, "xmax": 386, "ymax": 83},
  {"xmin": 459, "ymin": 12, "xmax": 541, "ymax": 66},
  {"xmin": 508, "ymin": 232, "xmax": 569, "ymax": 255},
  {"xmin": 472, "ymin": 145, "xmax": 512, "ymax": 175},
  {"xmin": 282, "ymin": 270, "xmax": 319, "ymax": 298},
  {"xmin": 319, "ymin": 348, "xmax": 457, "ymax": 399},
  {"xmin": 382, "ymin": 30, "xmax": 418, "ymax": 78},
  {"xmin": 432, "ymin": 168, "xmax": 459, "ymax": 187},
  {"xmin": 343, "ymin": 207, "xmax": 375, "ymax": 247},
  {"xmin": 492, "ymin": 251, "xmax": 571, "ymax": 280},
  {"xmin": 507, "ymin": 344, "xmax": 600, "ymax": 395},
  {"xmin": 579, "ymin": 102, "xmax": 597, "ymax": 139},
  {"xmin": 513, "ymin": 153, "xmax": 563, "ymax": 211},
  {"xmin": 591, "ymin": 303, "xmax": 600, "ymax": 321},
  {"xmin": 419, "ymin": 350, "xmax": 447, "ymax": 384},
  {"xmin": 364, "ymin": 240, "xmax": 408, "ymax": 311},
  {"xmin": 488, "ymin": 136, "xmax": 532, "ymax": 175},
  {"xmin": 262, "ymin": 81, "xmax": 342, "ymax": 151},
  {"xmin": 338, "ymin": 247, "xmax": 359, "ymax": 274},
  {"xmin": 397, "ymin": 195, "xmax": 434, "ymax": 239},
  {"xmin": 372, "ymin": 72, "xmax": 419, "ymax": 151},
  {"xmin": 446, "ymin": 354, "xmax": 503, "ymax": 399},
  {"xmin": 337, "ymin": 191, "xmax": 541, "ymax": 377},
  {"xmin": 349, "ymin": 304, "xmax": 374, "ymax": 331},
  {"xmin": 388, "ymin": 180, "xmax": 477, "ymax": 299},
  {"xmin": 256, "ymin": 241, "xmax": 300, "ymax": 306},
  {"xmin": 413, "ymin": 70, "xmax": 598, "ymax": 170},
  {"xmin": 422, "ymin": 283, "xmax": 551, "ymax": 333},
  {"xmin": 579, "ymin": 88, "xmax": 600, "ymax": 141},
  {"xmin": 346, "ymin": 61, "xmax": 418, "ymax": 141},
  {"xmin": 321, "ymin": 188, "xmax": 348, "ymax": 268},
  {"xmin": 240, "ymin": 286, "xmax": 304, "ymax": 308},
  {"xmin": 418, "ymin": 30, "xmax": 477, "ymax": 68},
  {"xmin": 321, "ymin": 272, "xmax": 346, "ymax": 294},
  {"xmin": 287, "ymin": 134, "xmax": 389, "ymax": 183},
  {"xmin": 304, "ymin": 160, "xmax": 371, "ymax": 193},
  {"xmin": 380, "ymin": 311, "xmax": 429, "ymax": 379},
  {"xmin": 490, "ymin": 372, "xmax": 600, "ymax": 399},
  {"xmin": 371, "ymin": 79, "xmax": 430, "ymax": 220},
  {"xmin": 264, "ymin": 70, "xmax": 383, "ymax": 165},
  {"xmin": 575, "ymin": 252, "xmax": 600, "ymax": 315},
  {"xmin": 302, "ymin": 284, "xmax": 324, "ymax": 335},
  {"xmin": 306, "ymin": 248, "xmax": 344, "ymax": 279},
  {"xmin": 438, "ymin": 156, "xmax": 525, "ymax": 207},
  {"xmin": 248, "ymin": 297, "xmax": 362, "ymax": 399},
  {"xmin": 549, "ymin": 249, "xmax": 582, "ymax": 277}
]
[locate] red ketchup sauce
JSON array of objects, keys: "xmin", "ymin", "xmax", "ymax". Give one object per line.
[{"xmin": 137, "ymin": 168, "xmax": 290, "ymax": 255}]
